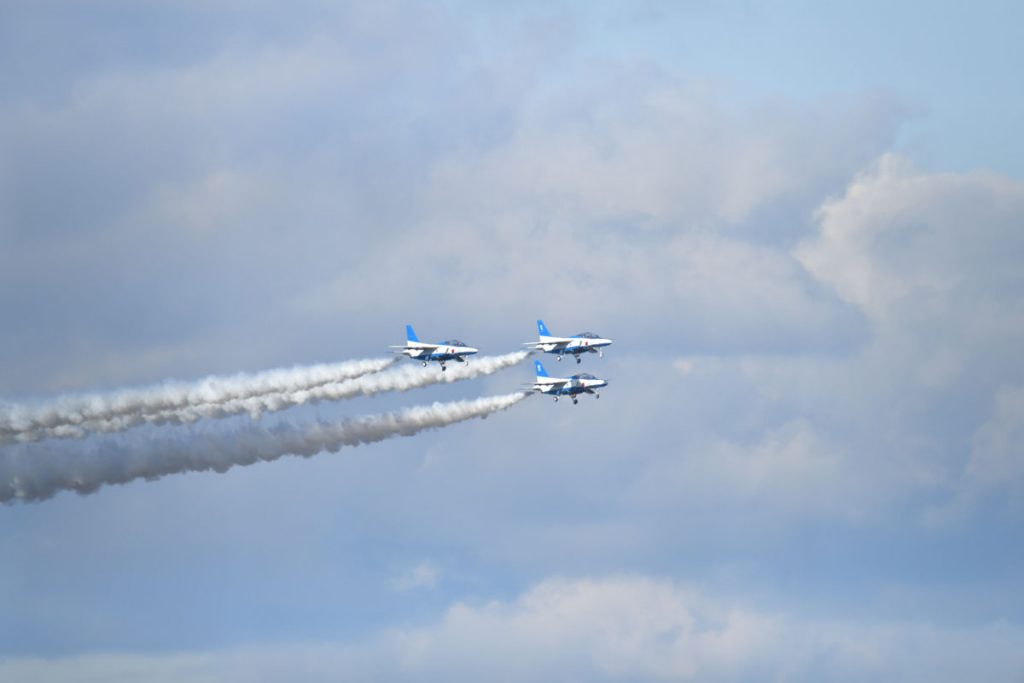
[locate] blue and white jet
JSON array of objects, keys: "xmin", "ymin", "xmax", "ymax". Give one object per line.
[
  {"xmin": 525, "ymin": 320, "xmax": 613, "ymax": 364},
  {"xmin": 391, "ymin": 325, "xmax": 478, "ymax": 371},
  {"xmin": 530, "ymin": 360, "xmax": 608, "ymax": 404}
]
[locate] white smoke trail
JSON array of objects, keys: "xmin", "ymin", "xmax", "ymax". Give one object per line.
[
  {"xmin": 5, "ymin": 351, "xmax": 530, "ymax": 442},
  {"xmin": 0, "ymin": 392, "xmax": 529, "ymax": 503},
  {"xmin": 0, "ymin": 357, "xmax": 399, "ymax": 445}
]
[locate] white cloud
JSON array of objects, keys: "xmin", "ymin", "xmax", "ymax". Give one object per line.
[
  {"xmin": 391, "ymin": 560, "xmax": 440, "ymax": 592},
  {"xmin": 291, "ymin": 68, "xmax": 899, "ymax": 351},
  {"xmin": 788, "ymin": 155, "xmax": 1024, "ymax": 516},
  {"xmin": 672, "ymin": 357, "xmax": 698, "ymax": 375},
  {"xmin": 932, "ymin": 384, "xmax": 1024, "ymax": 523},
  {"xmin": 5, "ymin": 576, "xmax": 1022, "ymax": 682},
  {"xmin": 623, "ymin": 415, "xmax": 854, "ymax": 521},
  {"xmin": 798, "ymin": 154, "xmax": 1024, "ymax": 318},
  {"xmin": 421, "ymin": 85, "xmax": 900, "ymax": 228},
  {"xmin": 967, "ymin": 386, "xmax": 1024, "ymax": 497},
  {"xmin": 4, "ymin": 4, "xmax": 1024, "ymax": 669},
  {"xmin": 796, "ymin": 154, "xmax": 1024, "ymax": 393},
  {"xmin": 576, "ymin": 156, "xmax": 1024, "ymax": 526}
]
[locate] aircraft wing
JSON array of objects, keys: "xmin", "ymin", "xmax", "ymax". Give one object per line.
[
  {"xmin": 538, "ymin": 380, "xmax": 569, "ymax": 390},
  {"xmin": 389, "ymin": 343, "xmax": 439, "ymax": 351},
  {"xmin": 524, "ymin": 340, "xmax": 572, "ymax": 349}
]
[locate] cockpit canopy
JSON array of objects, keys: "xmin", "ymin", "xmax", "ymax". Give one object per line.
[
  {"xmin": 440, "ymin": 339, "xmax": 467, "ymax": 347},
  {"xmin": 572, "ymin": 373, "xmax": 597, "ymax": 380},
  {"xmin": 574, "ymin": 332, "xmax": 601, "ymax": 339}
]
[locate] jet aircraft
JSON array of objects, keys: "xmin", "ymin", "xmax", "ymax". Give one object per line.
[
  {"xmin": 525, "ymin": 320, "xmax": 613, "ymax": 364},
  {"xmin": 391, "ymin": 325, "xmax": 478, "ymax": 371},
  {"xmin": 530, "ymin": 360, "xmax": 608, "ymax": 404}
]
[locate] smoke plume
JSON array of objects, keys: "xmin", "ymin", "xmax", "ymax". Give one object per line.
[
  {"xmin": 2, "ymin": 352, "xmax": 528, "ymax": 444},
  {"xmin": 0, "ymin": 357, "xmax": 395, "ymax": 444},
  {"xmin": 1, "ymin": 392, "xmax": 528, "ymax": 503},
  {"xmin": 1, "ymin": 352, "xmax": 528, "ymax": 443}
]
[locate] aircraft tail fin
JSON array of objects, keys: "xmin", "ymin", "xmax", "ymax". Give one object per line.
[
  {"xmin": 405, "ymin": 324, "xmax": 419, "ymax": 343},
  {"xmin": 537, "ymin": 319, "xmax": 552, "ymax": 338},
  {"xmin": 534, "ymin": 360, "xmax": 549, "ymax": 378}
]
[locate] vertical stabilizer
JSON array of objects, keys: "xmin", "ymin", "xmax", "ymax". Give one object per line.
[
  {"xmin": 534, "ymin": 360, "xmax": 549, "ymax": 377},
  {"xmin": 405, "ymin": 324, "xmax": 419, "ymax": 343},
  {"xmin": 537, "ymin": 320, "xmax": 552, "ymax": 338}
]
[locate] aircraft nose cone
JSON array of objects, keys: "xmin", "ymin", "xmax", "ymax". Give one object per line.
[{"xmin": 467, "ymin": 347, "xmax": 479, "ymax": 354}]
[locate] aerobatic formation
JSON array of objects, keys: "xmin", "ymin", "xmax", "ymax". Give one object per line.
[
  {"xmin": 0, "ymin": 321, "xmax": 612, "ymax": 501},
  {"xmin": 523, "ymin": 320, "xmax": 612, "ymax": 404}
]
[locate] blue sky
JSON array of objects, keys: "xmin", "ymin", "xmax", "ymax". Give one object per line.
[{"xmin": 2, "ymin": 2, "xmax": 1024, "ymax": 680}]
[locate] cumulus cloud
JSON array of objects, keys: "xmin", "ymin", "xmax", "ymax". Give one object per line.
[
  {"xmin": 4, "ymin": 2, "xmax": 1024, "ymax": 671},
  {"xmin": 627, "ymin": 418, "xmax": 856, "ymax": 519},
  {"xmin": 798, "ymin": 155, "xmax": 1024, "ymax": 318},
  {"xmin": 789, "ymin": 155, "xmax": 1024, "ymax": 515},
  {"xmin": 966, "ymin": 386, "xmax": 1024, "ymax": 500},
  {"xmin": 0, "ymin": 3, "xmax": 477, "ymax": 391},
  {"xmin": 391, "ymin": 560, "xmax": 440, "ymax": 592},
  {"xmin": 3, "ymin": 576, "xmax": 1022, "ymax": 682},
  {"xmin": 932, "ymin": 384, "xmax": 1024, "ymax": 522},
  {"xmin": 548, "ymin": 155, "xmax": 1024, "ymax": 529},
  {"xmin": 796, "ymin": 154, "xmax": 1024, "ymax": 390},
  {"xmin": 295, "ymin": 83, "xmax": 897, "ymax": 352},
  {"xmin": 0, "ymin": 2, "xmax": 902, "ymax": 394}
]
